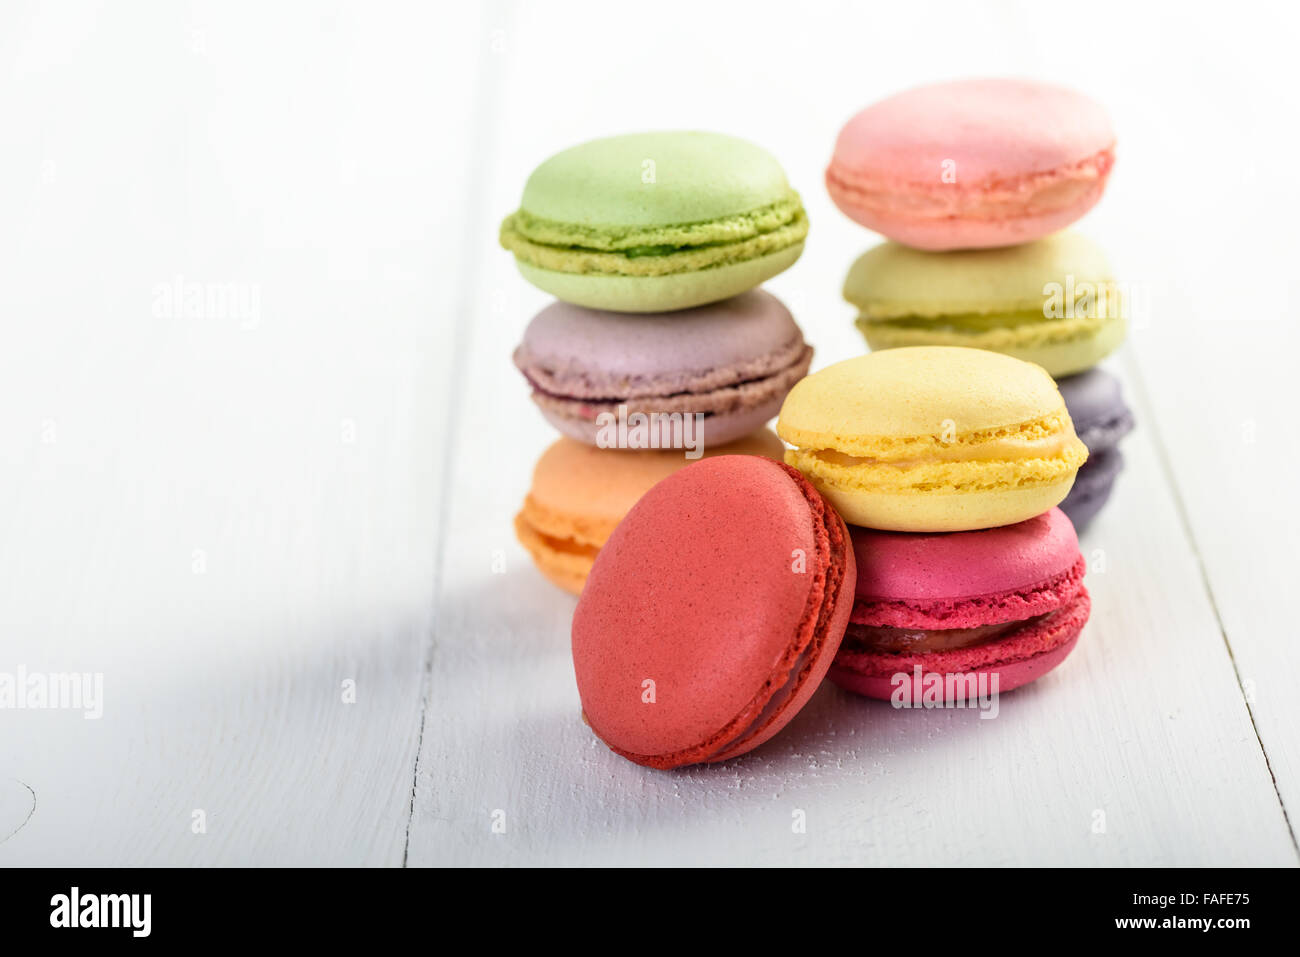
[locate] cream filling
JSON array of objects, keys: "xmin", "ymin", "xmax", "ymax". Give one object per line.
[
  {"xmin": 845, "ymin": 615, "xmax": 1052, "ymax": 654},
  {"xmin": 807, "ymin": 431, "xmax": 1073, "ymax": 468}
]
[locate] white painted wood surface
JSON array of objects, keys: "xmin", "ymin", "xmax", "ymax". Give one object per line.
[{"xmin": 2, "ymin": 0, "xmax": 1297, "ymax": 866}]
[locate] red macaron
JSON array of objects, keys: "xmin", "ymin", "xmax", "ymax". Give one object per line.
[
  {"xmin": 572, "ymin": 455, "xmax": 855, "ymax": 769},
  {"xmin": 830, "ymin": 508, "xmax": 1089, "ymax": 703}
]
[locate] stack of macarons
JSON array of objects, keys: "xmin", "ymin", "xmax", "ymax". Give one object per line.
[
  {"xmin": 776, "ymin": 346, "xmax": 1092, "ymax": 705},
  {"xmin": 826, "ymin": 78, "xmax": 1135, "ymax": 527},
  {"xmin": 568, "ymin": 346, "xmax": 1096, "ymax": 770},
  {"xmin": 502, "ymin": 132, "xmax": 813, "ymax": 593},
  {"xmin": 506, "ymin": 85, "xmax": 1129, "ymax": 772}
]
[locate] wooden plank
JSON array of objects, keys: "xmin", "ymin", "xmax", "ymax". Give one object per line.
[
  {"xmin": 0, "ymin": 1, "xmax": 484, "ymax": 864},
  {"xmin": 408, "ymin": 0, "xmax": 1296, "ymax": 866},
  {"xmin": 1125, "ymin": 322, "xmax": 1300, "ymax": 853},
  {"xmin": 1088, "ymin": 19, "xmax": 1300, "ymax": 853},
  {"xmin": 412, "ymin": 348, "xmax": 1295, "ymax": 863},
  {"xmin": 2, "ymin": 0, "xmax": 1292, "ymax": 867}
]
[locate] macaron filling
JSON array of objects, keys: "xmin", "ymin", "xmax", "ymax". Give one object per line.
[
  {"xmin": 857, "ymin": 309, "xmax": 1122, "ymax": 350},
  {"xmin": 513, "ymin": 506, "xmax": 602, "ymax": 594},
  {"xmin": 844, "ymin": 613, "xmax": 1052, "ymax": 654},
  {"xmin": 785, "ymin": 422, "xmax": 1088, "ymax": 495},
  {"xmin": 840, "ymin": 553, "xmax": 1084, "ymax": 666},
  {"xmin": 499, "ymin": 192, "xmax": 809, "ymax": 278},
  {"xmin": 522, "ymin": 343, "xmax": 814, "ymax": 436},
  {"xmin": 829, "ymin": 510, "xmax": 1090, "ymax": 697},
  {"xmin": 835, "ymin": 587, "xmax": 1088, "ymax": 678},
  {"xmin": 514, "ymin": 512, "xmax": 599, "ymax": 560}
]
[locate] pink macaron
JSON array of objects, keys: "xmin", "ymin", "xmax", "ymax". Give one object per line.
[
  {"xmin": 826, "ymin": 78, "xmax": 1116, "ymax": 250},
  {"xmin": 829, "ymin": 508, "xmax": 1089, "ymax": 703},
  {"xmin": 572, "ymin": 455, "xmax": 855, "ymax": 769}
]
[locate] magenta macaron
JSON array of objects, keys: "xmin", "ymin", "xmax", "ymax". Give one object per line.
[
  {"xmin": 826, "ymin": 78, "xmax": 1116, "ymax": 251},
  {"xmin": 572, "ymin": 455, "xmax": 855, "ymax": 769},
  {"xmin": 830, "ymin": 508, "xmax": 1089, "ymax": 703},
  {"xmin": 513, "ymin": 289, "xmax": 812, "ymax": 449}
]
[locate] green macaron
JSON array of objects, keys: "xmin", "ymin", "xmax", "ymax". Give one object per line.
[
  {"xmin": 844, "ymin": 232, "xmax": 1126, "ymax": 377},
  {"xmin": 500, "ymin": 131, "xmax": 808, "ymax": 312}
]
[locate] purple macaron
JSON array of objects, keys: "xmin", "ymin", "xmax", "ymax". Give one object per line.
[
  {"xmin": 514, "ymin": 290, "xmax": 813, "ymax": 449},
  {"xmin": 1057, "ymin": 368, "xmax": 1135, "ymax": 528}
]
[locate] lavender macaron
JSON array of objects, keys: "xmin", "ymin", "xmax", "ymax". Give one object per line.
[
  {"xmin": 1057, "ymin": 368, "xmax": 1135, "ymax": 528},
  {"xmin": 514, "ymin": 289, "xmax": 813, "ymax": 449}
]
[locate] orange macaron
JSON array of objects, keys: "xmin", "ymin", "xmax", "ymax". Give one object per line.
[{"xmin": 515, "ymin": 429, "xmax": 786, "ymax": 594}]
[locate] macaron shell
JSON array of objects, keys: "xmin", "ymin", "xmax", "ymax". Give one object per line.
[
  {"xmin": 1060, "ymin": 447, "xmax": 1124, "ymax": 530},
  {"xmin": 576, "ymin": 457, "xmax": 813, "ymax": 758},
  {"xmin": 830, "ymin": 588, "xmax": 1089, "ymax": 701},
  {"xmin": 516, "ymin": 245, "xmax": 803, "ymax": 313},
  {"xmin": 851, "ymin": 509, "xmax": 1080, "ymax": 607},
  {"xmin": 813, "ymin": 477, "xmax": 1077, "ymax": 534},
  {"xmin": 844, "ymin": 233, "xmax": 1114, "ymax": 319},
  {"xmin": 1056, "ymin": 368, "xmax": 1136, "ymax": 450},
  {"xmin": 572, "ymin": 456, "xmax": 853, "ymax": 767},
  {"xmin": 778, "ymin": 346, "xmax": 1068, "ymax": 442},
  {"xmin": 1055, "ymin": 369, "xmax": 1133, "ymax": 527},
  {"xmin": 830, "ymin": 79, "xmax": 1115, "ymax": 187},
  {"xmin": 520, "ymin": 131, "xmax": 796, "ymax": 227}
]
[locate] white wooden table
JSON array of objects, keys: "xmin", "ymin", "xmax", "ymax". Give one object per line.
[{"xmin": 2, "ymin": 0, "xmax": 1297, "ymax": 866}]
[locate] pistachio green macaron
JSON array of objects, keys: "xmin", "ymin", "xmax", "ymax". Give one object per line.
[
  {"xmin": 500, "ymin": 132, "xmax": 808, "ymax": 312},
  {"xmin": 844, "ymin": 232, "xmax": 1125, "ymax": 377}
]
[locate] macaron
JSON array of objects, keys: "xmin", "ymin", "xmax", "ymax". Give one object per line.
[
  {"xmin": 829, "ymin": 508, "xmax": 1089, "ymax": 702},
  {"xmin": 843, "ymin": 233, "xmax": 1125, "ymax": 377},
  {"xmin": 500, "ymin": 131, "xmax": 808, "ymax": 312},
  {"xmin": 514, "ymin": 289, "xmax": 812, "ymax": 448},
  {"xmin": 777, "ymin": 347, "xmax": 1088, "ymax": 532},
  {"xmin": 826, "ymin": 78, "xmax": 1116, "ymax": 250},
  {"xmin": 1056, "ymin": 368, "xmax": 1135, "ymax": 528},
  {"xmin": 572, "ymin": 455, "xmax": 855, "ymax": 769},
  {"xmin": 515, "ymin": 429, "xmax": 786, "ymax": 594}
]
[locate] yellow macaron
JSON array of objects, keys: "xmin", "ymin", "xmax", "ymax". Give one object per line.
[
  {"xmin": 777, "ymin": 347, "xmax": 1087, "ymax": 531},
  {"xmin": 516, "ymin": 430, "xmax": 786, "ymax": 593}
]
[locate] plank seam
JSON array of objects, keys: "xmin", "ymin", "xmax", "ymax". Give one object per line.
[
  {"xmin": 1123, "ymin": 348, "xmax": 1300, "ymax": 861},
  {"xmin": 402, "ymin": 0, "xmax": 513, "ymax": 868}
]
